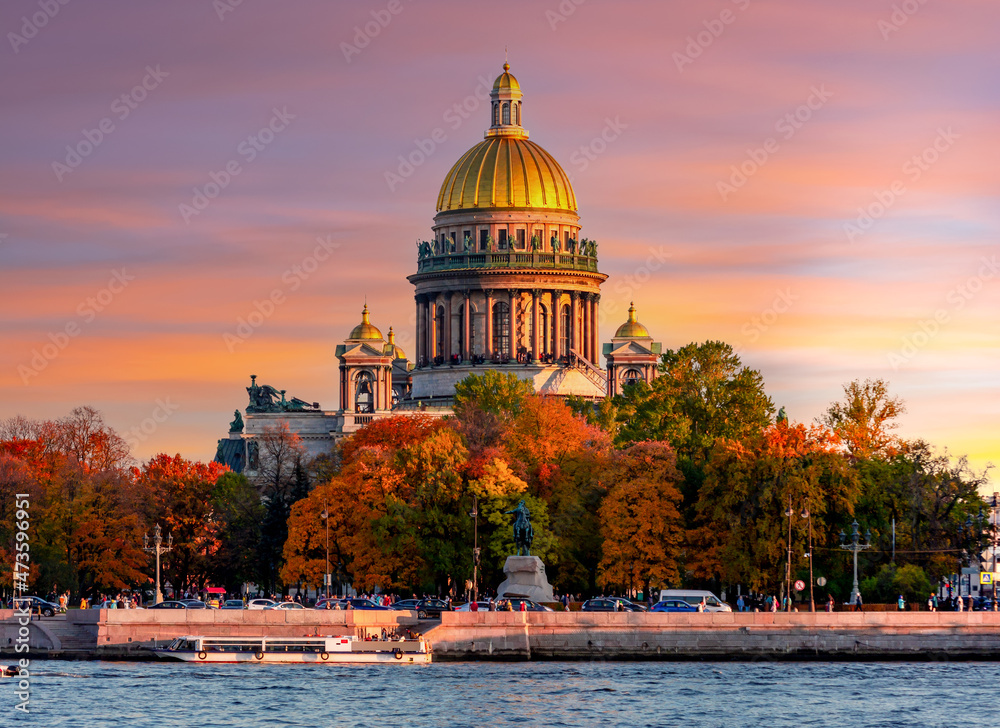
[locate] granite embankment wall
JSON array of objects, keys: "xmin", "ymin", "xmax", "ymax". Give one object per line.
[
  {"xmin": 3, "ymin": 609, "xmax": 1000, "ymax": 660},
  {"xmin": 425, "ymin": 611, "xmax": 1000, "ymax": 661},
  {"xmin": 0, "ymin": 609, "xmax": 419, "ymax": 659}
]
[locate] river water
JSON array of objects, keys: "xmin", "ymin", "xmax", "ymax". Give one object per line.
[{"xmin": 7, "ymin": 660, "xmax": 996, "ymax": 727}]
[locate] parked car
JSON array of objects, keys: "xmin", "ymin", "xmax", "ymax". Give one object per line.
[
  {"xmin": 246, "ymin": 599, "xmax": 278, "ymax": 610},
  {"xmin": 265, "ymin": 601, "xmax": 305, "ymax": 610},
  {"xmin": 651, "ymin": 599, "xmax": 698, "ymax": 613},
  {"xmin": 314, "ymin": 598, "xmax": 346, "ymax": 610},
  {"xmin": 414, "ymin": 598, "xmax": 453, "ymax": 619},
  {"xmin": 220, "ymin": 600, "xmax": 246, "ymax": 610},
  {"xmin": 10, "ymin": 596, "xmax": 59, "ymax": 617},
  {"xmin": 389, "ymin": 599, "xmax": 421, "ymax": 611},
  {"xmin": 454, "ymin": 601, "xmax": 492, "ymax": 612},
  {"xmin": 91, "ymin": 599, "xmax": 144, "ymax": 610},
  {"xmin": 658, "ymin": 589, "xmax": 732, "ymax": 613},
  {"xmin": 147, "ymin": 600, "xmax": 189, "ymax": 610},
  {"xmin": 180, "ymin": 599, "xmax": 208, "ymax": 609},
  {"xmin": 498, "ymin": 598, "xmax": 554, "ymax": 612},
  {"xmin": 343, "ymin": 598, "xmax": 391, "ymax": 611},
  {"xmin": 581, "ymin": 597, "xmax": 645, "ymax": 612}
]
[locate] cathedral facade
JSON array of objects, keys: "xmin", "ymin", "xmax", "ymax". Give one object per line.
[{"xmin": 216, "ymin": 64, "xmax": 662, "ymax": 470}]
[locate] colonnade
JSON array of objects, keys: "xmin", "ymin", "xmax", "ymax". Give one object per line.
[{"xmin": 415, "ymin": 289, "xmax": 600, "ymax": 367}]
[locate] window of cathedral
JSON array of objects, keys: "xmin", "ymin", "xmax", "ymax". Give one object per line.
[
  {"xmin": 492, "ymin": 302, "xmax": 509, "ymax": 357},
  {"xmin": 560, "ymin": 304, "xmax": 570, "ymax": 358},
  {"xmin": 516, "ymin": 229, "xmax": 526, "ymax": 249},
  {"xmin": 502, "ymin": 102, "xmax": 510, "ymax": 125},
  {"xmin": 449, "ymin": 231, "xmax": 457, "ymax": 253},
  {"xmin": 498, "ymin": 229, "xmax": 508, "ymax": 250},
  {"xmin": 479, "ymin": 229, "xmax": 489, "ymax": 251},
  {"xmin": 492, "ymin": 102, "xmax": 499, "ymax": 126}
]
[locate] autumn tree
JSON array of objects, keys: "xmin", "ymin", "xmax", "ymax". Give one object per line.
[
  {"xmin": 136, "ymin": 454, "xmax": 228, "ymax": 595},
  {"xmin": 210, "ymin": 472, "xmax": 265, "ymax": 593},
  {"xmin": 818, "ymin": 378, "xmax": 906, "ymax": 460},
  {"xmin": 597, "ymin": 442, "xmax": 684, "ymax": 595},
  {"xmin": 693, "ymin": 420, "xmax": 857, "ymax": 595},
  {"xmin": 254, "ymin": 421, "xmax": 309, "ymax": 593}
]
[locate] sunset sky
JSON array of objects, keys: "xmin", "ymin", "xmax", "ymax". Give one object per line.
[{"xmin": 1, "ymin": 0, "xmax": 997, "ymax": 486}]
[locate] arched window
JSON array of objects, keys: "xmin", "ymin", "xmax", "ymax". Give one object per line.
[
  {"xmin": 492, "ymin": 301, "xmax": 509, "ymax": 356},
  {"xmin": 493, "ymin": 103, "xmax": 499, "ymax": 126},
  {"xmin": 502, "ymin": 102, "xmax": 510, "ymax": 125},
  {"xmin": 622, "ymin": 369, "xmax": 644, "ymax": 389},
  {"xmin": 540, "ymin": 305, "xmax": 549, "ymax": 356},
  {"xmin": 355, "ymin": 371, "xmax": 374, "ymax": 413},
  {"xmin": 559, "ymin": 304, "xmax": 570, "ymax": 358}
]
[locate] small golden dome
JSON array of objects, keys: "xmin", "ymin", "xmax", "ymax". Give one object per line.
[
  {"xmin": 615, "ymin": 302, "xmax": 651, "ymax": 338},
  {"xmin": 348, "ymin": 304, "xmax": 384, "ymax": 341},
  {"xmin": 384, "ymin": 327, "xmax": 406, "ymax": 360},
  {"xmin": 493, "ymin": 62, "xmax": 520, "ymax": 92},
  {"xmin": 437, "ymin": 136, "xmax": 577, "ymax": 212}
]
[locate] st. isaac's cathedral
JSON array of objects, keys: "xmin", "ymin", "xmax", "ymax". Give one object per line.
[{"xmin": 216, "ymin": 63, "xmax": 664, "ymax": 470}]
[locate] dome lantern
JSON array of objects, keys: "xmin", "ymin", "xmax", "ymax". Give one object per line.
[
  {"xmin": 615, "ymin": 302, "xmax": 651, "ymax": 338},
  {"xmin": 487, "ymin": 61, "xmax": 527, "ymax": 140},
  {"xmin": 348, "ymin": 303, "xmax": 384, "ymax": 341}
]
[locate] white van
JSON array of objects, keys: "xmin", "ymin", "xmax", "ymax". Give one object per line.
[{"xmin": 658, "ymin": 589, "xmax": 732, "ymax": 612}]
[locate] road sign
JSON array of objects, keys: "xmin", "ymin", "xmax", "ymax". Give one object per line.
[
  {"xmin": 794, "ymin": 579, "xmax": 805, "ymax": 592},
  {"xmin": 816, "ymin": 577, "xmax": 827, "ymax": 587},
  {"xmin": 981, "ymin": 572, "xmax": 995, "ymax": 586}
]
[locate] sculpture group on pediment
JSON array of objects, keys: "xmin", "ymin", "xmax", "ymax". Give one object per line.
[{"xmin": 246, "ymin": 375, "xmax": 320, "ymax": 413}]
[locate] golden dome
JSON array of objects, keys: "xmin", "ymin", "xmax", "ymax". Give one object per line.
[
  {"xmin": 348, "ymin": 304, "xmax": 384, "ymax": 341},
  {"xmin": 493, "ymin": 62, "xmax": 520, "ymax": 92},
  {"xmin": 615, "ymin": 302, "xmax": 651, "ymax": 338},
  {"xmin": 383, "ymin": 327, "xmax": 406, "ymax": 360},
  {"xmin": 436, "ymin": 136, "xmax": 577, "ymax": 212}
]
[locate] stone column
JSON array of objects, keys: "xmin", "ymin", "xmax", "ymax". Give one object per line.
[
  {"xmin": 590, "ymin": 293, "xmax": 601, "ymax": 366},
  {"xmin": 444, "ymin": 294, "xmax": 453, "ymax": 363},
  {"xmin": 485, "ymin": 289, "xmax": 494, "ymax": 359},
  {"xmin": 415, "ymin": 296, "xmax": 423, "ymax": 366},
  {"xmin": 427, "ymin": 297, "xmax": 436, "ymax": 363},
  {"xmin": 552, "ymin": 290, "xmax": 562, "ymax": 360},
  {"xmin": 580, "ymin": 293, "xmax": 589, "ymax": 363},
  {"xmin": 508, "ymin": 289, "xmax": 518, "ymax": 361},
  {"xmin": 463, "ymin": 292, "xmax": 471, "ymax": 361},
  {"xmin": 569, "ymin": 291, "xmax": 578, "ymax": 357},
  {"xmin": 339, "ymin": 367, "xmax": 347, "ymax": 411},
  {"xmin": 531, "ymin": 289, "xmax": 540, "ymax": 363}
]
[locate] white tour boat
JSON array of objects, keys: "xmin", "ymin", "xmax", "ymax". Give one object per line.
[{"xmin": 152, "ymin": 635, "xmax": 432, "ymax": 664}]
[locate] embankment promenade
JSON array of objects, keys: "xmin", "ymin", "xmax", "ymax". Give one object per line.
[{"xmin": 3, "ymin": 609, "xmax": 999, "ymax": 661}]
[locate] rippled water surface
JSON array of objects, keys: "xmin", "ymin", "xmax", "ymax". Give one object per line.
[{"xmin": 8, "ymin": 660, "xmax": 999, "ymax": 727}]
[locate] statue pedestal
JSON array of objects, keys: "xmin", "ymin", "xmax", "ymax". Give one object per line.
[{"xmin": 495, "ymin": 556, "xmax": 555, "ymax": 604}]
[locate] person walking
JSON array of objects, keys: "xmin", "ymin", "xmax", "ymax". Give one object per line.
[
  {"xmin": 736, "ymin": 594, "xmax": 745, "ymax": 612},
  {"xmin": 854, "ymin": 592, "xmax": 864, "ymax": 612},
  {"xmin": 927, "ymin": 594, "xmax": 935, "ymax": 612},
  {"xmin": 897, "ymin": 594, "xmax": 905, "ymax": 611},
  {"xmin": 826, "ymin": 594, "xmax": 835, "ymax": 612}
]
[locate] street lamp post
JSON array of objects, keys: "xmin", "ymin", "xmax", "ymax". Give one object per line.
[
  {"xmin": 991, "ymin": 494, "xmax": 999, "ymax": 608},
  {"xmin": 470, "ymin": 494, "xmax": 480, "ymax": 603},
  {"xmin": 143, "ymin": 524, "xmax": 173, "ymax": 605},
  {"xmin": 802, "ymin": 507, "xmax": 814, "ymax": 612},
  {"xmin": 839, "ymin": 520, "xmax": 870, "ymax": 607},
  {"xmin": 785, "ymin": 495, "xmax": 793, "ymax": 611},
  {"xmin": 321, "ymin": 502, "xmax": 331, "ymax": 600}
]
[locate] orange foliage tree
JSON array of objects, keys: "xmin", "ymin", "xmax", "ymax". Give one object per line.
[
  {"xmin": 692, "ymin": 421, "xmax": 856, "ymax": 594},
  {"xmin": 597, "ymin": 442, "xmax": 684, "ymax": 595}
]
